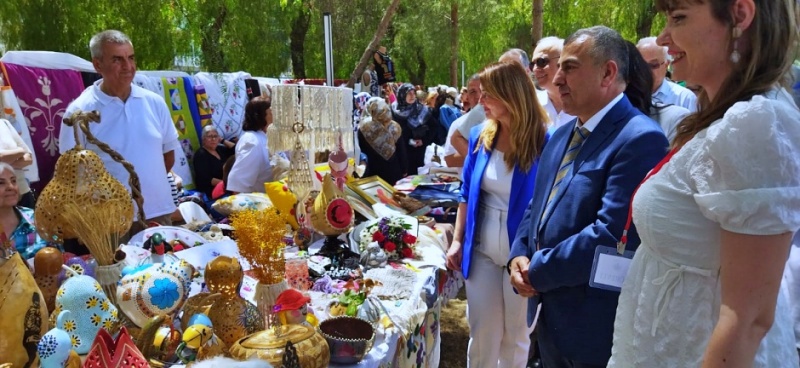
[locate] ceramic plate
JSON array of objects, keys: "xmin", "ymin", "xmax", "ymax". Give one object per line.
[{"xmin": 129, "ymin": 226, "xmax": 207, "ymax": 248}]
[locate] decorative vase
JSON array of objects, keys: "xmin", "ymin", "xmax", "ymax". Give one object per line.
[
  {"xmin": 205, "ymin": 256, "xmax": 264, "ymax": 351},
  {"xmin": 34, "ymin": 247, "xmax": 64, "ymax": 313},
  {"xmin": 0, "ymin": 252, "xmax": 49, "ymax": 368},
  {"xmin": 255, "ymin": 279, "xmax": 289, "ymax": 326},
  {"xmin": 95, "ymin": 262, "xmax": 125, "ymax": 306}
]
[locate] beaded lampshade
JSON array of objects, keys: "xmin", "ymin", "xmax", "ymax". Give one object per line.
[{"xmin": 268, "ymin": 84, "xmax": 353, "ymax": 156}]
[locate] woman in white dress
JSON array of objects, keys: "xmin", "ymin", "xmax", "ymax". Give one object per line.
[{"xmin": 609, "ymin": 0, "xmax": 800, "ymax": 367}]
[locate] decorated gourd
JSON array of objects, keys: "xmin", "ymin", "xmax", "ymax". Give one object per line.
[
  {"xmin": 310, "ymin": 173, "xmax": 354, "ymax": 236},
  {"xmin": 116, "ymin": 259, "xmax": 195, "ymax": 328},
  {"xmin": 34, "ymin": 247, "xmax": 64, "ymax": 313},
  {"xmin": 52, "ymin": 268, "xmax": 119, "ymax": 354},
  {"xmin": 205, "ymin": 256, "xmax": 264, "ymax": 350},
  {"xmin": 35, "ymin": 135, "xmax": 133, "ymax": 246},
  {"xmin": 37, "ymin": 310, "xmax": 77, "ymax": 368},
  {"xmin": 175, "ymin": 313, "xmax": 225, "ymax": 363},
  {"xmin": 0, "ymin": 252, "xmax": 49, "ymax": 367}
]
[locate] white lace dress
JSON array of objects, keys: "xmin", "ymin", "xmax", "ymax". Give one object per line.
[{"xmin": 608, "ymin": 88, "xmax": 800, "ymax": 367}]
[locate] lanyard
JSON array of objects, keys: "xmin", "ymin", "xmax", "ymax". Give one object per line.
[{"xmin": 616, "ymin": 147, "xmax": 678, "ymax": 254}]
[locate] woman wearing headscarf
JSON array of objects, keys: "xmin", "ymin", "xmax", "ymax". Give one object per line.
[
  {"xmin": 358, "ymin": 97, "xmax": 407, "ymax": 185},
  {"xmin": 392, "ymin": 83, "xmax": 433, "ymax": 175}
]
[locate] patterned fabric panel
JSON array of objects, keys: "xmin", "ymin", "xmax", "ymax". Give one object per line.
[{"xmin": 1, "ymin": 62, "xmax": 85, "ymax": 192}]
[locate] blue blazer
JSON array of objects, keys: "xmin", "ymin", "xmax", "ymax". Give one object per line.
[
  {"xmin": 459, "ymin": 122, "xmax": 547, "ymax": 279},
  {"xmin": 509, "ymin": 95, "xmax": 668, "ymax": 365}
]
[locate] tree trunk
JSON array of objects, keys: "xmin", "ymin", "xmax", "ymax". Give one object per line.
[
  {"xmin": 532, "ymin": 0, "xmax": 544, "ymax": 47},
  {"xmin": 636, "ymin": 1, "xmax": 657, "ymax": 39},
  {"xmin": 449, "ymin": 0, "xmax": 458, "ymax": 87},
  {"xmin": 346, "ymin": 0, "xmax": 402, "ymax": 88},
  {"xmin": 290, "ymin": 3, "xmax": 312, "ymax": 79},
  {"xmin": 200, "ymin": 6, "xmax": 228, "ymax": 72}
]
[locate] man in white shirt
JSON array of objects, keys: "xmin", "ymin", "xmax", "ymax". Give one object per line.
[
  {"xmin": 532, "ymin": 37, "xmax": 576, "ymax": 130},
  {"xmin": 59, "ymin": 30, "xmax": 181, "ymax": 239},
  {"xmin": 637, "ymin": 37, "xmax": 697, "ymax": 112},
  {"xmin": 444, "ymin": 74, "xmax": 483, "ymax": 169}
]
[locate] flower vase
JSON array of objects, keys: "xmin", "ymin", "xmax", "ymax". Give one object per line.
[
  {"xmin": 254, "ymin": 280, "xmax": 288, "ymax": 327},
  {"xmin": 95, "ymin": 262, "xmax": 124, "ymax": 306}
]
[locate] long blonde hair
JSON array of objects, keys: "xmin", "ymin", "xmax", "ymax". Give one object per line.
[
  {"xmin": 656, "ymin": 0, "xmax": 798, "ymax": 148},
  {"xmin": 475, "ymin": 62, "xmax": 548, "ymax": 173}
]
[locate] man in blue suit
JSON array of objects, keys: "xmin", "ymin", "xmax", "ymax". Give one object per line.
[{"xmin": 508, "ymin": 26, "xmax": 669, "ymax": 368}]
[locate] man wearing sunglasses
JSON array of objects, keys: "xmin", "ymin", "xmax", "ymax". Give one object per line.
[
  {"xmin": 636, "ymin": 37, "xmax": 697, "ymax": 112},
  {"xmin": 532, "ymin": 37, "xmax": 576, "ymax": 130}
]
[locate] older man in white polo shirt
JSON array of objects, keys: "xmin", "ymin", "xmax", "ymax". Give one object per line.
[{"xmin": 59, "ymin": 30, "xmax": 180, "ymax": 238}]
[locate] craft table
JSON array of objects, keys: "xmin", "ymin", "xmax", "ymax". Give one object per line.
[{"xmin": 159, "ymin": 223, "xmax": 460, "ymax": 368}]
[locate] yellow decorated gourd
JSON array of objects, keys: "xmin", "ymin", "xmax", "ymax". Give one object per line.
[{"xmin": 310, "ymin": 174, "xmax": 354, "ymax": 236}]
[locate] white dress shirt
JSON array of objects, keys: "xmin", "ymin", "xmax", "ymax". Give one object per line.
[{"xmin": 653, "ymin": 79, "xmax": 698, "ymax": 112}]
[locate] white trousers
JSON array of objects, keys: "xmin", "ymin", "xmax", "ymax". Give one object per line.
[{"xmin": 466, "ymin": 205, "xmax": 533, "ymax": 368}]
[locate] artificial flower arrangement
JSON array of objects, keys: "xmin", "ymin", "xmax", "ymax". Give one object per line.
[{"xmin": 359, "ymin": 217, "xmax": 418, "ymax": 261}]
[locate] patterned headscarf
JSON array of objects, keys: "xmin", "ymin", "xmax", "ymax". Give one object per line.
[
  {"xmin": 392, "ymin": 83, "xmax": 429, "ymax": 128},
  {"xmin": 353, "ymin": 92, "xmax": 372, "ymax": 124},
  {"xmin": 360, "ymin": 97, "xmax": 402, "ymax": 160}
]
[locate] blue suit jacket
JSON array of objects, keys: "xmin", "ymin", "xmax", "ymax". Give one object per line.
[
  {"xmin": 460, "ymin": 123, "xmax": 546, "ymax": 279},
  {"xmin": 509, "ymin": 95, "xmax": 668, "ymax": 365}
]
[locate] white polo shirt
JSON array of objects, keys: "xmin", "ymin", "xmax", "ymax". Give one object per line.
[{"xmin": 59, "ymin": 81, "xmax": 181, "ymax": 219}]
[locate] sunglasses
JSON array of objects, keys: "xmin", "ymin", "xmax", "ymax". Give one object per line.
[
  {"xmin": 533, "ymin": 56, "xmax": 559, "ymax": 68},
  {"xmin": 648, "ymin": 61, "xmax": 667, "ymax": 70}
]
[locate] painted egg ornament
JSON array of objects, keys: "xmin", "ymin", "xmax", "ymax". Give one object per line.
[{"xmin": 116, "ymin": 260, "xmax": 195, "ymax": 327}]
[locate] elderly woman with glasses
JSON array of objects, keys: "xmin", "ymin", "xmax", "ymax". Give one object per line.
[
  {"xmin": 193, "ymin": 125, "xmax": 236, "ymax": 198},
  {"xmin": 0, "ymin": 162, "xmax": 49, "ymax": 260}
]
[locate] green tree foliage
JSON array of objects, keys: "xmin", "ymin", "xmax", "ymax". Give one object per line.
[{"xmin": 0, "ymin": 0, "xmax": 672, "ymax": 85}]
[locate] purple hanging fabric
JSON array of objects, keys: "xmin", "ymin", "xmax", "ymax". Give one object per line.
[{"xmin": 2, "ymin": 62, "xmax": 85, "ymax": 192}]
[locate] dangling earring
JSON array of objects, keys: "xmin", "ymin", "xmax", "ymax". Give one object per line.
[{"xmin": 730, "ymin": 26, "xmax": 742, "ymax": 64}]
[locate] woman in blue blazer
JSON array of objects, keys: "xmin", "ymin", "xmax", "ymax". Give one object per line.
[{"xmin": 446, "ymin": 62, "xmax": 550, "ymax": 367}]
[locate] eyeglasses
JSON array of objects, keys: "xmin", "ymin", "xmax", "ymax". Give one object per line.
[
  {"xmin": 533, "ymin": 56, "xmax": 559, "ymax": 68},
  {"xmin": 648, "ymin": 61, "xmax": 667, "ymax": 70},
  {"xmin": 204, "ymin": 135, "xmax": 220, "ymax": 139}
]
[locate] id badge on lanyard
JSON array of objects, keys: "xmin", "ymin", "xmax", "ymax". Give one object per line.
[{"xmin": 589, "ymin": 147, "xmax": 678, "ymax": 291}]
